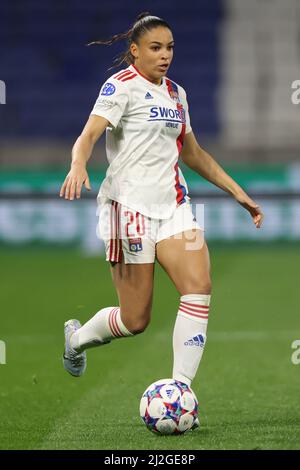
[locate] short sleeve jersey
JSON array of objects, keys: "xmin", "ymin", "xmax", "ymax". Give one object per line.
[{"xmin": 91, "ymin": 64, "xmax": 193, "ymax": 219}]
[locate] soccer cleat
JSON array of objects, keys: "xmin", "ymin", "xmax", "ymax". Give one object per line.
[{"xmin": 63, "ymin": 319, "xmax": 87, "ymax": 377}]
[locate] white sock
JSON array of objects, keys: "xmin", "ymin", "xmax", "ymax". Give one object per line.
[
  {"xmin": 172, "ymin": 293, "xmax": 211, "ymax": 386},
  {"xmin": 70, "ymin": 307, "xmax": 133, "ymax": 353}
]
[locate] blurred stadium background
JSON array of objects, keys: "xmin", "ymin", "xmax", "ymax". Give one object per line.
[
  {"xmin": 1, "ymin": 0, "xmax": 300, "ymax": 450},
  {"xmin": 1, "ymin": 0, "xmax": 300, "ymax": 252}
]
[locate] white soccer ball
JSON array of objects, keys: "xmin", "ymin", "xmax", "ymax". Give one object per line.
[{"xmin": 140, "ymin": 378, "xmax": 199, "ymax": 435}]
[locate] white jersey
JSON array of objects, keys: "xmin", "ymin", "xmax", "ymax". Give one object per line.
[{"xmin": 91, "ymin": 63, "xmax": 193, "ymax": 219}]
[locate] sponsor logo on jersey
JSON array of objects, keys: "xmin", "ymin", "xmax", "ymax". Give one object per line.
[
  {"xmin": 145, "ymin": 92, "xmax": 153, "ymax": 99},
  {"xmin": 165, "ymin": 122, "xmax": 179, "ymax": 129},
  {"xmin": 184, "ymin": 334, "xmax": 205, "ymax": 348},
  {"xmin": 100, "ymin": 82, "xmax": 116, "ymax": 96},
  {"xmin": 129, "ymin": 237, "xmax": 143, "ymax": 252},
  {"xmin": 148, "ymin": 106, "xmax": 186, "ymax": 122}
]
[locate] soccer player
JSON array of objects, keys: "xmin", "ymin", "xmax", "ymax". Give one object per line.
[{"xmin": 59, "ymin": 13, "xmax": 264, "ymax": 387}]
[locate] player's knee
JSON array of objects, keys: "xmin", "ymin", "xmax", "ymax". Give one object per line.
[
  {"xmin": 200, "ymin": 278, "xmax": 212, "ymax": 294},
  {"xmin": 127, "ymin": 317, "xmax": 150, "ymax": 335},
  {"xmin": 121, "ymin": 308, "xmax": 151, "ymax": 335},
  {"xmin": 179, "ymin": 277, "xmax": 212, "ymax": 296}
]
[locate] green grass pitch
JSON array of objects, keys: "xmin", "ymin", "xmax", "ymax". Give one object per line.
[{"xmin": 0, "ymin": 243, "xmax": 300, "ymax": 450}]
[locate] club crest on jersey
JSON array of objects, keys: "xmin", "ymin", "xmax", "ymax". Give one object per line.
[
  {"xmin": 100, "ymin": 82, "xmax": 116, "ymax": 96},
  {"xmin": 169, "ymin": 90, "xmax": 179, "ymax": 102},
  {"xmin": 129, "ymin": 238, "xmax": 143, "ymax": 252}
]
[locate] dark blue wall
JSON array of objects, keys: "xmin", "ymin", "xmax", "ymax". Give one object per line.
[{"xmin": 0, "ymin": 0, "xmax": 223, "ymax": 139}]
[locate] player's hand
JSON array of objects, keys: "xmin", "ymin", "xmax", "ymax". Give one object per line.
[
  {"xmin": 59, "ymin": 163, "xmax": 91, "ymax": 200},
  {"xmin": 234, "ymin": 193, "xmax": 264, "ymax": 228}
]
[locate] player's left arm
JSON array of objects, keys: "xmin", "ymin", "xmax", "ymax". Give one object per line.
[{"xmin": 180, "ymin": 131, "xmax": 264, "ymax": 228}]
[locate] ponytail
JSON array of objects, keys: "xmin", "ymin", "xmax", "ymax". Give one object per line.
[{"xmin": 87, "ymin": 11, "xmax": 172, "ymax": 70}]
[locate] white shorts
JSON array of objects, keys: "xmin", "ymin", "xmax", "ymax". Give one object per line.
[{"xmin": 97, "ymin": 198, "xmax": 203, "ymax": 264}]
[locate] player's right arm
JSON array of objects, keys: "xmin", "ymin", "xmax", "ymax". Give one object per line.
[
  {"xmin": 60, "ymin": 115, "xmax": 110, "ymax": 200},
  {"xmin": 60, "ymin": 75, "xmax": 129, "ymax": 200}
]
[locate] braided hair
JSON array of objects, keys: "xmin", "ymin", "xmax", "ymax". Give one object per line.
[{"xmin": 87, "ymin": 12, "xmax": 172, "ymax": 70}]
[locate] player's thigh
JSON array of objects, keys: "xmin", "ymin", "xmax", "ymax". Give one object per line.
[
  {"xmin": 156, "ymin": 229, "xmax": 211, "ymax": 295},
  {"xmin": 110, "ymin": 260, "xmax": 155, "ymax": 331}
]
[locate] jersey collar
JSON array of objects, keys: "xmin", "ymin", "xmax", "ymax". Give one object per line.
[{"xmin": 129, "ymin": 64, "xmax": 165, "ymax": 88}]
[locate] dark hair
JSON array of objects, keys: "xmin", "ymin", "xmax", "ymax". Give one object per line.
[{"xmin": 87, "ymin": 12, "xmax": 172, "ymax": 70}]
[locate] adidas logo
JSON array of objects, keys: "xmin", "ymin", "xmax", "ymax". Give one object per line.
[
  {"xmin": 184, "ymin": 334, "xmax": 205, "ymax": 348},
  {"xmin": 145, "ymin": 92, "xmax": 153, "ymax": 99},
  {"xmin": 165, "ymin": 388, "xmax": 174, "ymax": 399}
]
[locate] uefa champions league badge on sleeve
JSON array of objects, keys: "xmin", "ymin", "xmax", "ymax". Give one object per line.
[
  {"xmin": 100, "ymin": 82, "xmax": 116, "ymax": 96},
  {"xmin": 129, "ymin": 238, "xmax": 143, "ymax": 252}
]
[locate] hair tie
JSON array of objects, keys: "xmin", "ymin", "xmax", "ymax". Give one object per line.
[{"xmin": 133, "ymin": 15, "xmax": 162, "ymax": 30}]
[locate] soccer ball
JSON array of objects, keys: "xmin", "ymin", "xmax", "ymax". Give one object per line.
[{"xmin": 139, "ymin": 378, "xmax": 199, "ymax": 435}]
